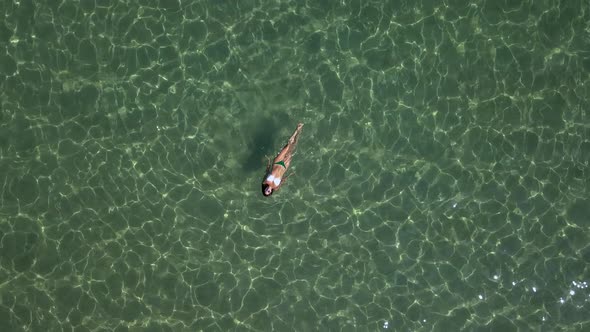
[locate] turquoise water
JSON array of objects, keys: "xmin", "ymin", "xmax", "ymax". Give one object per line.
[{"xmin": 1, "ymin": 0, "xmax": 589, "ymax": 331}]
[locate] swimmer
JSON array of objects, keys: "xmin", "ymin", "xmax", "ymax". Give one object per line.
[{"xmin": 262, "ymin": 123, "xmax": 304, "ymax": 197}]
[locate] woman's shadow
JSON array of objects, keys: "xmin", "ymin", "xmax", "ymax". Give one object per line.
[{"xmin": 242, "ymin": 116, "xmax": 281, "ymax": 173}]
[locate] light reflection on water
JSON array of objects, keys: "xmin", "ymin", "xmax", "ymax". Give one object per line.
[{"xmin": 377, "ymin": 277, "xmax": 589, "ymax": 329}]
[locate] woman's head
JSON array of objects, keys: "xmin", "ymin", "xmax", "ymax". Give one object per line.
[{"xmin": 262, "ymin": 183, "xmax": 273, "ymax": 196}]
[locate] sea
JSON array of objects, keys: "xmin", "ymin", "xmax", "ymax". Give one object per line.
[{"xmin": 0, "ymin": 0, "xmax": 589, "ymax": 331}]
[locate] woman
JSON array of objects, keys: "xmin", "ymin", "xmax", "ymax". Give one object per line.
[{"xmin": 262, "ymin": 123, "xmax": 304, "ymax": 197}]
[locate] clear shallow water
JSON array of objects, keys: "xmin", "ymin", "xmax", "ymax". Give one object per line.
[{"xmin": 1, "ymin": 0, "xmax": 589, "ymax": 331}]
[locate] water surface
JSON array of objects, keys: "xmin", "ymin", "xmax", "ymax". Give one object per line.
[{"xmin": 0, "ymin": 0, "xmax": 589, "ymax": 331}]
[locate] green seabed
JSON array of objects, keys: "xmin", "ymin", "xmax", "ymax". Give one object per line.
[{"xmin": 0, "ymin": 0, "xmax": 589, "ymax": 331}]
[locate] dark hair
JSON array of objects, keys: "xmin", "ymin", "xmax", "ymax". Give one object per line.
[{"xmin": 262, "ymin": 183, "xmax": 273, "ymax": 196}]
